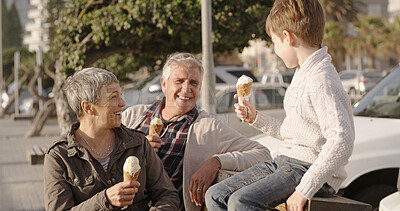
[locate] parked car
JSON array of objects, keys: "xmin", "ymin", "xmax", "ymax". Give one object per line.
[
  {"xmin": 252, "ymin": 65, "xmax": 400, "ymax": 210},
  {"xmin": 259, "ymin": 71, "xmax": 294, "ymax": 87},
  {"xmin": 122, "ymin": 65, "xmax": 257, "ymax": 108},
  {"xmin": 379, "ymin": 169, "xmax": 400, "ymax": 211},
  {"xmin": 212, "ymin": 82, "xmax": 286, "ymax": 137},
  {"xmin": 339, "ymin": 70, "xmax": 383, "ymax": 100}
]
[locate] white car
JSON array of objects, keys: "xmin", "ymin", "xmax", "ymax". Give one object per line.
[
  {"xmin": 213, "ymin": 83, "xmax": 286, "ymax": 137},
  {"xmin": 379, "ymin": 170, "xmax": 400, "ymax": 211},
  {"xmin": 259, "ymin": 71, "xmax": 294, "ymax": 87},
  {"xmin": 252, "ymin": 65, "xmax": 400, "ymax": 210}
]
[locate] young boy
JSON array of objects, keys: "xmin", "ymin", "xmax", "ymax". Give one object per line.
[{"xmin": 205, "ymin": 0, "xmax": 355, "ymax": 210}]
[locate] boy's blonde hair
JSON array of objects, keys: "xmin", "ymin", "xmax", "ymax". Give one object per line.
[{"xmin": 266, "ymin": 0, "xmax": 325, "ymax": 48}]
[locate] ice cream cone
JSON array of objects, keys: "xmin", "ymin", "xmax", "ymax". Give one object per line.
[
  {"xmin": 236, "ymin": 75, "xmax": 253, "ymax": 122},
  {"xmin": 274, "ymin": 203, "xmax": 286, "ymax": 211},
  {"xmin": 124, "ymin": 169, "xmax": 141, "ymax": 181},
  {"xmin": 123, "ymin": 156, "xmax": 141, "ymax": 181},
  {"xmin": 236, "ymin": 82, "xmax": 253, "ymax": 98},
  {"xmin": 149, "ymin": 118, "xmax": 163, "ymax": 136}
]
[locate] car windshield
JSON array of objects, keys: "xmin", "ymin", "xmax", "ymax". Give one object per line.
[
  {"xmin": 353, "ymin": 67, "xmax": 400, "ymax": 118},
  {"xmin": 363, "ymin": 71, "xmax": 382, "ymax": 80},
  {"xmin": 282, "ymin": 74, "xmax": 294, "ymax": 84}
]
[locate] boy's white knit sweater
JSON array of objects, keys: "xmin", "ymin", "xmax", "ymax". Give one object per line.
[{"xmin": 251, "ymin": 47, "xmax": 355, "ymax": 199}]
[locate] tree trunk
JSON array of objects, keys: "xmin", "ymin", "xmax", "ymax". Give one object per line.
[
  {"xmin": 24, "ymin": 98, "xmax": 56, "ymax": 137},
  {"xmin": 53, "ymin": 60, "xmax": 76, "ymax": 136}
]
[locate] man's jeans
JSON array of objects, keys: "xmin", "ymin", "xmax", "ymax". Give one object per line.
[{"xmin": 205, "ymin": 155, "xmax": 335, "ymax": 211}]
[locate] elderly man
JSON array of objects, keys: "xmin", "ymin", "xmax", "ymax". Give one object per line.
[{"xmin": 122, "ymin": 52, "xmax": 271, "ymax": 211}]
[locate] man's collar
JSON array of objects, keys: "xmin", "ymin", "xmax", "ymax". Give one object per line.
[{"xmin": 144, "ymin": 98, "xmax": 198, "ymax": 125}]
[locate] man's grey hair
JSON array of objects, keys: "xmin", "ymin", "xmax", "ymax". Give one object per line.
[
  {"xmin": 64, "ymin": 67, "xmax": 118, "ymax": 118},
  {"xmin": 162, "ymin": 52, "xmax": 203, "ymax": 81}
]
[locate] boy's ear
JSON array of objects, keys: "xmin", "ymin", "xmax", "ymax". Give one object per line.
[{"xmin": 283, "ymin": 30, "xmax": 295, "ymax": 46}]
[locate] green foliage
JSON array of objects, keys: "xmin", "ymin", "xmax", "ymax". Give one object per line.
[
  {"xmin": 51, "ymin": 0, "xmax": 273, "ymax": 78},
  {"xmin": 2, "ymin": 47, "xmax": 35, "ymax": 79},
  {"xmin": 323, "ymin": 21, "xmax": 346, "ymax": 68},
  {"xmin": 92, "ymin": 52, "xmax": 141, "ymax": 82},
  {"xmin": 46, "ymin": 0, "xmax": 66, "ymax": 42}
]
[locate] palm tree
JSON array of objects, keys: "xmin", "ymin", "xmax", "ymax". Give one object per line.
[
  {"xmin": 320, "ymin": 0, "xmax": 362, "ymax": 22},
  {"xmin": 352, "ymin": 15, "xmax": 386, "ymax": 69},
  {"xmin": 383, "ymin": 16, "xmax": 400, "ymax": 64},
  {"xmin": 323, "ymin": 21, "xmax": 346, "ymax": 70}
]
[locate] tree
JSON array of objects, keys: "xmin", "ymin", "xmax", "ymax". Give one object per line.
[
  {"xmin": 48, "ymin": 0, "xmax": 273, "ymax": 135},
  {"xmin": 320, "ymin": 0, "xmax": 361, "ymax": 22},
  {"xmin": 7, "ymin": 1, "xmax": 23, "ymax": 47},
  {"xmin": 323, "ymin": 21, "xmax": 346, "ymax": 70},
  {"xmin": 1, "ymin": 0, "xmax": 9, "ymax": 48},
  {"xmin": 1, "ymin": 0, "xmax": 23, "ymax": 48},
  {"xmin": 384, "ymin": 16, "xmax": 400, "ymax": 64},
  {"xmin": 345, "ymin": 15, "xmax": 386, "ymax": 69}
]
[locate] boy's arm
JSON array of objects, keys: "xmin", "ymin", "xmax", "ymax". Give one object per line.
[{"xmin": 250, "ymin": 111, "xmax": 284, "ymax": 140}]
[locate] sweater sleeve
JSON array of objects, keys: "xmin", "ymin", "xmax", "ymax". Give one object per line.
[
  {"xmin": 250, "ymin": 111, "xmax": 284, "ymax": 140},
  {"xmin": 212, "ymin": 118, "xmax": 272, "ymax": 171},
  {"xmin": 296, "ymin": 77, "xmax": 355, "ymax": 199}
]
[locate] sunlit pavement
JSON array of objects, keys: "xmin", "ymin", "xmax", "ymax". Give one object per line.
[{"xmin": 0, "ymin": 117, "xmax": 59, "ymax": 211}]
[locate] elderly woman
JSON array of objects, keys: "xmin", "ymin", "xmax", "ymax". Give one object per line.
[{"xmin": 44, "ymin": 68, "xmax": 179, "ymax": 211}]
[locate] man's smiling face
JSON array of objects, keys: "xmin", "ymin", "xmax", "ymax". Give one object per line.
[{"xmin": 161, "ymin": 65, "xmax": 201, "ymax": 118}]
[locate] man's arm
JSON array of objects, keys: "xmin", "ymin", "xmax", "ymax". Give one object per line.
[
  {"xmin": 189, "ymin": 156, "xmax": 221, "ymax": 206},
  {"xmin": 188, "ymin": 116, "xmax": 272, "ymax": 206},
  {"xmin": 213, "ymin": 120, "xmax": 272, "ymax": 171}
]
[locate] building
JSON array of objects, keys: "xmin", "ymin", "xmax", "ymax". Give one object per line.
[
  {"xmin": 357, "ymin": 0, "xmax": 389, "ymax": 17},
  {"xmin": 22, "ymin": 0, "xmax": 49, "ymax": 52},
  {"xmin": 388, "ymin": 0, "xmax": 400, "ymax": 21}
]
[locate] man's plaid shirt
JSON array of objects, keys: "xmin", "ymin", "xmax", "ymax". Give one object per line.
[{"xmin": 136, "ymin": 99, "xmax": 198, "ymax": 206}]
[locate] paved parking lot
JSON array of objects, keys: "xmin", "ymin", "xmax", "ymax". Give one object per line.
[{"xmin": 0, "ymin": 117, "xmax": 59, "ymax": 211}]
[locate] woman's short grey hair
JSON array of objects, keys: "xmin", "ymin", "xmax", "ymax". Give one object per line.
[
  {"xmin": 64, "ymin": 67, "xmax": 118, "ymax": 118},
  {"xmin": 162, "ymin": 52, "xmax": 203, "ymax": 81}
]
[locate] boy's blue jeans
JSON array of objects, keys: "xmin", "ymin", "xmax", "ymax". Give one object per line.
[{"xmin": 205, "ymin": 155, "xmax": 335, "ymax": 211}]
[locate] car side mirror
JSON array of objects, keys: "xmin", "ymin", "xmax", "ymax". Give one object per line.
[{"xmin": 148, "ymin": 84, "xmax": 162, "ymax": 93}]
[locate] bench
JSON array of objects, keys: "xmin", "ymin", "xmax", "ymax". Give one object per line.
[
  {"xmin": 26, "ymin": 145, "xmax": 48, "ymax": 165},
  {"xmin": 211, "ymin": 170, "xmax": 372, "ymax": 211}
]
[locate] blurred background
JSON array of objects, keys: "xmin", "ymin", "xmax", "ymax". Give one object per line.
[{"xmin": 1, "ymin": 0, "xmax": 399, "ymax": 137}]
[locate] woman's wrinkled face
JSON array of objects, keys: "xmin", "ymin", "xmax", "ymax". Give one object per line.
[{"xmin": 92, "ymin": 82, "xmax": 126, "ymax": 128}]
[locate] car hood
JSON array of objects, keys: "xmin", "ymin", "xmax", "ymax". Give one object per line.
[{"xmin": 251, "ymin": 116, "xmax": 400, "ymax": 189}]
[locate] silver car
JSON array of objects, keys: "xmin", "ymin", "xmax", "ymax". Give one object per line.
[{"xmin": 339, "ymin": 70, "xmax": 383, "ymax": 101}]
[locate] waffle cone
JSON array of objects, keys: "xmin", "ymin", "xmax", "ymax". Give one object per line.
[
  {"xmin": 124, "ymin": 169, "xmax": 141, "ymax": 181},
  {"xmin": 274, "ymin": 203, "xmax": 286, "ymax": 211},
  {"xmin": 149, "ymin": 124, "xmax": 163, "ymax": 136},
  {"xmin": 237, "ymin": 82, "xmax": 253, "ymax": 98}
]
